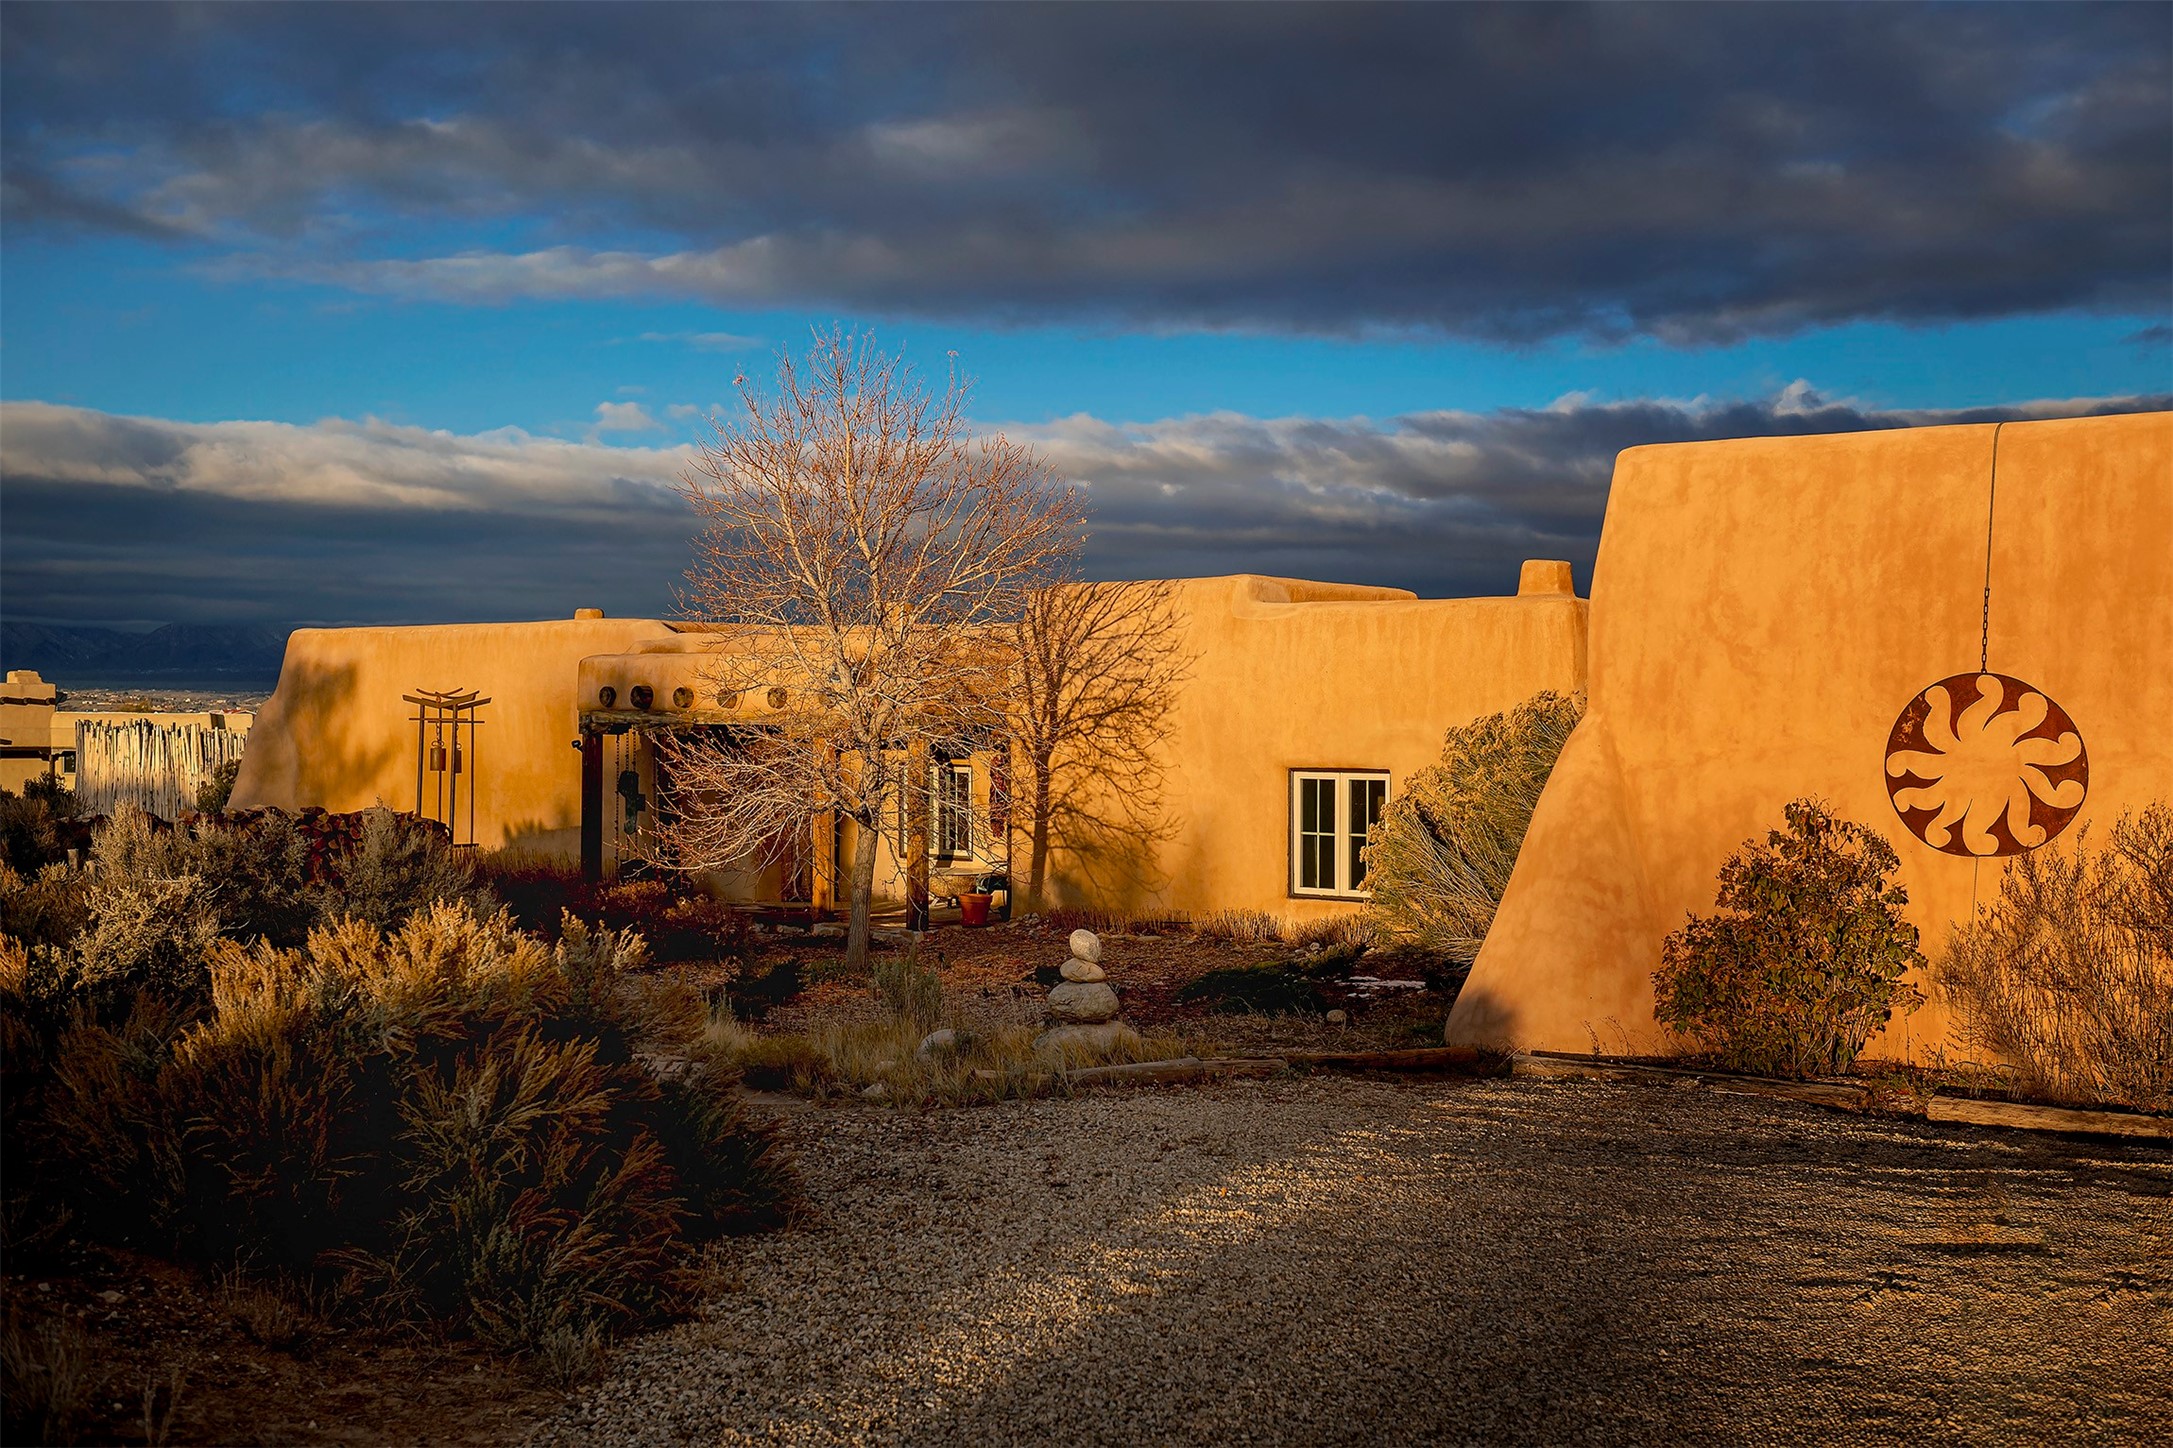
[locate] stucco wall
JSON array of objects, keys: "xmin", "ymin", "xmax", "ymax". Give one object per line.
[
  {"xmin": 231, "ymin": 617, "xmax": 675, "ymax": 854},
  {"xmin": 1448, "ymin": 411, "xmax": 2173, "ymax": 1062},
  {"xmin": 1043, "ymin": 573, "xmax": 1590, "ymax": 921}
]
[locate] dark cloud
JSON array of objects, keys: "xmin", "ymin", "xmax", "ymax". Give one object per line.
[
  {"xmin": 3, "ymin": 4, "xmax": 2166, "ymax": 340},
  {"xmin": 4, "ymin": 390, "xmax": 2163, "ymax": 633}
]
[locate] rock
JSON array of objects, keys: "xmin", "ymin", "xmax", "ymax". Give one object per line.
[
  {"xmin": 1060, "ymin": 958, "xmax": 1107, "ymax": 983},
  {"xmin": 99, "ymin": 1290, "xmax": 122, "ymax": 1304},
  {"xmin": 861, "ymin": 1082, "xmax": 890, "ymax": 1100},
  {"xmin": 916, "ymin": 1029, "xmax": 959, "ymax": 1058},
  {"xmin": 1325, "ymin": 1009, "xmax": 1349, "ymax": 1025},
  {"xmin": 1069, "ymin": 928, "xmax": 1103, "ymax": 964},
  {"xmin": 1034, "ymin": 1021, "xmax": 1134, "ymax": 1058},
  {"xmin": 1046, "ymin": 979, "xmax": 1120, "ymax": 1023},
  {"xmin": 811, "ymin": 921, "xmax": 847, "ymax": 938}
]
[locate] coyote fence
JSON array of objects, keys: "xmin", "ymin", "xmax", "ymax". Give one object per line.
[{"xmin": 75, "ymin": 718, "xmax": 248, "ymax": 820}]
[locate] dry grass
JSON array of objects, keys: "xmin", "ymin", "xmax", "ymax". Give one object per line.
[
  {"xmin": 1190, "ymin": 909, "xmax": 1283, "ymax": 943},
  {"xmin": 704, "ymin": 1007, "xmax": 1186, "ymax": 1108},
  {"xmin": 215, "ymin": 1269, "xmax": 322, "ymax": 1352},
  {"xmin": 1, "ymin": 1310, "xmax": 95, "ymax": 1445},
  {"xmin": 1937, "ymin": 804, "xmax": 2173, "ymax": 1112},
  {"xmin": 139, "ymin": 1363, "xmax": 187, "ymax": 1447}
]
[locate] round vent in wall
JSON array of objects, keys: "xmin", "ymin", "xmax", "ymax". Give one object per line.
[
  {"xmin": 672, "ymin": 686, "xmax": 694, "ymax": 709},
  {"xmin": 767, "ymin": 686, "xmax": 790, "ymax": 709},
  {"xmin": 596, "ymin": 686, "xmax": 617, "ymax": 708},
  {"xmin": 629, "ymin": 684, "xmax": 655, "ymax": 711}
]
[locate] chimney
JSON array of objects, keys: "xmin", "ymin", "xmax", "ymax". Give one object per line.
[
  {"xmin": 573, "ymin": 608, "xmax": 605, "ymax": 620},
  {"xmin": 1517, "ymin": 560, "xmax": 1575, "ymax": 596}
]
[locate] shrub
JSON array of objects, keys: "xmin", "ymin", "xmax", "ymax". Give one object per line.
[
  {"xmin": 475, "ymin": 856, "xmax": 753, "ymax": 964},
  {"xmin": 1363, "ymin": 691, "xmax": 1583, "ymax": 963},
  {"xmin": 872, "ymin": 941, "xmax": 943, "ymax": 1030},
  {"xmin": 17, "ymin": 903, "xmax": 795, "ymax": 1356},
  {"xmin": 1176, "ymin": 964, "xmax": 1322, "ymax": 1016},
  {"xmin": 1, "ymin": 1310, "xmax": 95, "ymax": 1446},
  {"xmin": 96, "ymin": 805, "xmax": 319, "ymax": 948},
  {"xmin": 194, "ymin": 758, "xmax": 242, "ymax": 814},
  {"xmin": 0, "ymin": 859, "xmax": 93, "ymax": 953},
  {"xmin": 1, "ymin": 779, "xmax": 83, "ymax": 877},
  {"xmin": 1191, "ymin": 909, "xmax": 1282, "ymax": 943},
  {"xmin": 332, "ymin": 807, "xmax": 484, "ymax": 931},
  {"xmin": 1937, "ymin": 805, "xmax": 2173, "ymax": 1111},
  {"xmin": 1653, "ymin": 799, "xmax": 1925, "ymax": 1077}
]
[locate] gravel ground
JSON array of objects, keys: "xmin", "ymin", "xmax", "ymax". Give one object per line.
[{"xmin": 539, "ymin": 1076, "xmax": 2172, "ymax": 1447}]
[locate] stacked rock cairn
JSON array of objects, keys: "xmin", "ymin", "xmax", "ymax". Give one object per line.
[{"xmin": 1036, "ymin": 928, "xmax": 1127, "ymax": 1055}]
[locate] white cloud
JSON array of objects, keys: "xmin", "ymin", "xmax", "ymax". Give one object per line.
[
  {"xmin": 592, "ymin": 400, "xmax": 662, "ymax": 433},
  {"xmin": 634, "ymin": 330, "xmax": 765, "ymax": 353}
]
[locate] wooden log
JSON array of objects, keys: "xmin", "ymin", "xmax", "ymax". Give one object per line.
[
  {"xmin": 1284, "ymin": 1046, "xmax": 1494, "ymax": 1073},
  {"xmin": 1064, "ymin": 1057, "xmax": 1285, "ymax": 1086},
  {"xmin": 1511, "ymin": 1053, "xmax": 1868, "ymax": 1109},
  {"xmin": 1926, "ymin": 1095, "xmax": 2171, "ymax": 1140}
]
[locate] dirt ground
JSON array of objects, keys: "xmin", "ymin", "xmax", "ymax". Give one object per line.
[
  {"xmin": 543, "ymin": 1075, "xmax": 2173, "ymax": 1448},
  {"xmin": 1, "ymin": 1243, "xmax": 558, "ymax": 1446}
]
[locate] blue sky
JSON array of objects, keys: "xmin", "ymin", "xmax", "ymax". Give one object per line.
[
  {"xmin": 2, "ymin": 3, "xmax": 2167, "ymax": 629},
  {"xmin": 5, "ymin": 234, "xmax": 2168, "ymax": 434}
]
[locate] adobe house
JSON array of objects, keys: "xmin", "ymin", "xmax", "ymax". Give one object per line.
[
  {"xmin": 230, "ymin": 565, "xmax": 1590, "ymax": 920},
  {"xmin": 1448, "ymin": 410, "xmax": 2172, "ymax": 1063}
]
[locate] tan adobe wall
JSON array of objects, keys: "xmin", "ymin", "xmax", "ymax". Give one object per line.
[
  {"xmin": 231, "ymin": 616, "xmax": 675, "ymax": 854},
  {"xmin": 0, "ymin": 669, "xmax": 62, "ymax": 794},
  {"xmin": 1038, "ymin": 573, "xmax": 1589, "ymax": 921},
  {"xmin": 1448, "ymin": 411, "xmax": 2173, "ymax": 1064}
]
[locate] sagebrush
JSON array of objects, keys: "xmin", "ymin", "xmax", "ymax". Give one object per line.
[
  {"xmin": 1937, "ymin": 804, "xmax": 2173, "ymax": 1111},
  {"xmin": 2, "ymin": 902, "xmax": 795, "ymax": 1357},
  {"xmin": 1653, "ymin": 799, "xmax": 1924, "ymax": 1077},
  {"xmin": 1363, "ymin": 691, "xmax": 1583, "ymax": 963}
]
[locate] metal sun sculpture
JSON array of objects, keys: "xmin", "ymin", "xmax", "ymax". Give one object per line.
[{"xmin": 1882, "ymin": 672, "xmax": 2087, "ymax": 858}]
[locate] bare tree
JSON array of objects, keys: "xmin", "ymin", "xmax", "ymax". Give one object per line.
[
  {"xmin": 1009, "ymin": 579, "xmax": 1193, "ymax": 912},
  {"xmin": 658, "ymin": 328, "xmax": 1083, "ymax": 970}
]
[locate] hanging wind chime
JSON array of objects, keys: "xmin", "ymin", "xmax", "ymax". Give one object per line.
[{"xmin": 1881, "ymin": 424, "xmax": 2089, "ymax": 862}]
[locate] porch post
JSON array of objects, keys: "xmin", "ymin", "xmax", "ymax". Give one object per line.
[{"xmin": 580, "ymin": 729, "xmax": 603, "ymax": 882}]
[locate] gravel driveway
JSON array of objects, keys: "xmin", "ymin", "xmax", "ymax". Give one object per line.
[{"xmin": 538, "ymin": 1076, "xmax": 2171, "ymax": 1447}]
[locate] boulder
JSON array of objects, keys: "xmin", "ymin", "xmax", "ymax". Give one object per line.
[
  {"xmin": 1068, "ymin": 928, "xmax": 1103, "ymax": 964},
  {"xmin": 916, "ymin": 1028, "xmax": 959, "ymax": 1059},
  {"xmin": 1034, "ymin": 1021, "xmax": 1134, "ymax": 1059},
  {"xmin": 1060, "ymin": 959, "xmax": 1107, "ymax": 983},
  {"xmin": 1046, "ymin": 980, "xmax": 1120, "ymax": 1024}
]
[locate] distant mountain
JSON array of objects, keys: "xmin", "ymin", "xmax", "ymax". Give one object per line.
[{"xmin": 1, "ymin": 622, "xmax": 289, "ymax": 683}]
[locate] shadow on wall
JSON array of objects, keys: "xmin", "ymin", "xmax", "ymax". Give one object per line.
[
  {"xmin": 228, "ymin": 659, "xmax": 400, "ymax": 815},
  {"xmin": 1032, "ymin": 793, "xmax": 1181, "ymax": 918}
]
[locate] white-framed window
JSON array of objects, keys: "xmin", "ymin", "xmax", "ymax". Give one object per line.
[
  {"xmin": 933, "ymin": 760, "xmax": 974, "ymax": 860},
  {"xmin": 1289, "ymin": 769, "xmax": 1389, "ymax": 898}
]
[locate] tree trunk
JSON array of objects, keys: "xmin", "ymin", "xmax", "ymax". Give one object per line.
[
  {"xmin": 845, "ymin": 810, "xmax": 880, "ymax": 971},
  {"xmin": 1026, "ymin": 755, "xmax": 1054, "ymax": 911},
  {"xmin": 905, "ymin": 740, "xmax": 931, "ymax": 932}
]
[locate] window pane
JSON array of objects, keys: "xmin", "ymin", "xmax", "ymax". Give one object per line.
[
  {"xmin": 1297, "ymin": 775, "xmax": 1338, "ymax": 890},
  {"xmin": 1346, "ymin": 778, "xmax": 1385, "ymax": 890}
]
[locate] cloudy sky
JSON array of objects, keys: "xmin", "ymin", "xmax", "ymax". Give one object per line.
[{"xmin": 3, "ymin": 2, "xmax": 2168, "ymax": 629}]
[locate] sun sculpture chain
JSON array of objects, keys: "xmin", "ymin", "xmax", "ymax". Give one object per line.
[{"xmin": 1036, "ymin": 928, "xmax": 1129, "ymax": 1055}]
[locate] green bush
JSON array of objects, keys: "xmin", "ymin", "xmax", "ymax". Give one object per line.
[
  {"xmin": 194, "ymin": 758, "xmax": 242, "ymax": 814},
  {"xmin": 1363, "ymin": 691, "xmax": 1583, "ymax": 964},
  {"xmin": 1653, "ymin": 799, "xmax": 1924, "ymax": 1077},
  {"xmin": 9, "ymin": 903, "xmax": 796, "ymax": 1356},
  {"xmin": 1937, "ymin": 804, "xmax": 2173, "ymax": 1111}
]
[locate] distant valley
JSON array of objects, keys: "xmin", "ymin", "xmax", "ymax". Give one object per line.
[{"xmin": 1, "ymin": 621, "xmax": 288, "ymax": 687}]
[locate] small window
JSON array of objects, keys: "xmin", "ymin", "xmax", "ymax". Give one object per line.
[
  {"xmin": 1289, "ymin": 769, "xmax": 1389, "ymax": 898},
  {"xmin": 933, "ymin": 760, "xmax": 973, "ymax": 860}
]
